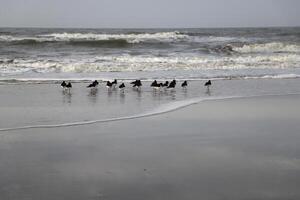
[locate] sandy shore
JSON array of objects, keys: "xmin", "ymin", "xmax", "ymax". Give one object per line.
[{"xmin": 0, "ymin": 93, "xmax": 300, "ymax": 200}]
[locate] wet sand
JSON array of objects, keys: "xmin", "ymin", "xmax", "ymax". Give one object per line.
[
  {"xmin": 1, "ymin": 78, "xmax": 300, "ymax": 129},
  {"xmin": 0, "ymin": 94, "xmax": 300, "ymax": 200}
]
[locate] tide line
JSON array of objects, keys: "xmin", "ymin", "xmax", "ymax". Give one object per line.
[
  {"xmin": 0, "ymin": 97, "xmax": 211, "ymax": 132},
  {"xmin": 3, "ymin": 94, "xmax": 291, "ymax": 133}
]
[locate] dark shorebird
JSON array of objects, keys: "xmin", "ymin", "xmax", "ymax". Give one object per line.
[
  {"xmin": 167, "ymin": 79, "xmax": 176, "ymax": 89},
  {"xmin": 181, "ymin": 81, "xmax": 188, "ymax": 88},
  {"xmin": 87, "ymin": 80, "xmax": 99, "ymax": 88},
  {"xmin": 162, "ymin": 81, "xmax": 169, "ymax": 87},
  {"xmin": 112, "ymin": 79, "xmax": 117, "ymax": 88},
  {"xmin": 150, "ymin": 80, "xmax": 158, "ymax": 87},
  {"xmin": 87, "ymin": 83, "xmax": 94, "ymax": 88},
  {"xmin": 130, "ymin": 80, "xmax": 142, "ymax": 87},
  {"xmin": 66, "ymin": 82, "xmax": 72, "ymax": 89},
  {"xmin": 131, "ymin": 80, "xmax": 142, "ymax": 88},
  {"xmin": 130, "ymin": 80, "xmax": 136, "ymax": 85},
  {"xmin": 204, "ymin": 80, "xmax": 212, "ymax": 95},
  {"xmin": 135, "ymin": 80, "xmax": 142, "ymax": 88},
  {"xmin": 119, "ymin": 83, "xmax": 125, "ymax": 90},
  {"xmin": 151, "ymin": 80, "xmax": 162, "ymax": 90},
  {"xmin": 204, "ymin": 80, "xmax": 212, "ymax": 88},
  {"xmin": 106, "ymin": 81, "xmax": 113, "ymax": 89},
  {"xmin": 61, "ymin": 81, "xmax": 67, "ymax": 88}
]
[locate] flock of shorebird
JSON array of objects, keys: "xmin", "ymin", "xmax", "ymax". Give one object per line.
[{"xmin": 60, "ymin": 79, "xmax": 212, "ymax": 91}]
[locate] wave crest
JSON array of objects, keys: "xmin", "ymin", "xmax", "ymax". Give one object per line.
[
  {"xmin": 1, "ymin": 54, "xmax": 299, "ymax": 75},
  {"xmin": 233, "ymin": 42, "xmax": 300, "ymax": 53},
  {"xmin": 42, "ymin": 31, "xmax": 188, "ymax": 43},
  {"xmin": 0, "ymin": 31, "xmax": 189, "ymax": 45}
]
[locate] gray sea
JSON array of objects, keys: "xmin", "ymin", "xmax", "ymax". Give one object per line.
[{"xmin": 0, "ymin": 27, "xmax": 300, "ymax": 81}]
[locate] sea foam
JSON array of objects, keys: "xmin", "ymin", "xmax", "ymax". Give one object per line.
[
  {"xmin": 233, "ymin": 42, "xmax": 300, "ymax": 53},
  {"xmin": 0, "ymin": 32, "xmax": 189, "ymax": 44},
  {"xmin": 1, "ymin": 54, "xmax": 299, "ymax": 76}
]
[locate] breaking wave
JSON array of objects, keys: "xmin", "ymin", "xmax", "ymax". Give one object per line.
[
  {"xmin": 233, "ymin": 42, "xmax": 300, "ymax": 53},
  {"xmin": 2, "ymin": 32, "xmax": 299, "ymax": 54},
  {"xmin": 0, "ymin": 31, "xmax": 189, "ymax": 45},
  {"xmin": 1, "ymin": 54, "xmax": 299, "ymax": 75},
  {"xmin": 1, "ymin": 28, "xmax": 300, "ymax": 80}
]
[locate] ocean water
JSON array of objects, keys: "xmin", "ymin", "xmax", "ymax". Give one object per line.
[{"xmin": 0, "ymin": 27, "xmax": 300, "ymax": 81}]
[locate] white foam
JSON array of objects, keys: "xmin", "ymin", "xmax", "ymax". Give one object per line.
[
  {"xmin": 261, "ymin": 74, "xmax": 300, "ymax": 79},
  {"xmin": 233, "ymin": 42, "xmax": 300, "ymax": 53},
  {"xmin": 0, "ymin": 32, "xmax": 189, "ymax": 43},
  {"xmin": 45, "ymin": 31, "xmax": 188, "ymax": 43},
  {"xmin": 191, "ymin": 36, "xmax": 247, "ymax": 43},
  {"xmin": 0, "ymin": 33, "xmax": 251, "ymax": 44},
  {"xmin": 1, "ymin": 54, "xmax": 300, "ymax": 75},
  {"xmin": 0, "ymin": 35, "xmax": 44, "ymax": 42}
]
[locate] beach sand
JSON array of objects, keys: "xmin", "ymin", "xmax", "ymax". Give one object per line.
[{"xmin": 0, "ymin": 82, "xmax": 300, "ymax": 199}]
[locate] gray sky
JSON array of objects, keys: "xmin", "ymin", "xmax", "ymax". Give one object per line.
[{"xmin": 0, "ymin": 0, "xmax": 299, "ymax": 28}]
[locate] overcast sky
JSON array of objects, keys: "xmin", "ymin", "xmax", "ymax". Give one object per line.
[{"xmin": 0, "ymin": 0, "xmax": 299, "ymax": 28}]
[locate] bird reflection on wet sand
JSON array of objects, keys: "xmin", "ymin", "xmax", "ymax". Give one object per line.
[{"xmin": 62, "ymin": 89, "xmax": 72, "ymax": 104}]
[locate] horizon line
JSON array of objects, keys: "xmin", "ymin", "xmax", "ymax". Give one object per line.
[{"xmin": 0, "ymin": 25, "xmax": 299, "ymax": 29}]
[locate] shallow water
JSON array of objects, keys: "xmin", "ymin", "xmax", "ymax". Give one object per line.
[{"xmin": 0, "ymin": 78, "xmax": 300, "ymax": 130}]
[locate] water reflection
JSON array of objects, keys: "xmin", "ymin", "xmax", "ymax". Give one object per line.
[
  {"xmin": 205, "ymin": 87, "xmax": 211, "ymax": 96},
  {"xmin": 169, "ymin": 89, "xmax": 177, "ymax": 100},
  {"xmin": 135, "ymin": 88, "xmax": 142, "ymax": 101},
  {"xmin": 62, "ymin": 89, "xmax": 72, "ymax": 104},
  {"xmin": 88, "ymin": 88, "xmax": 98, "ymax": 97},
  {"xmin": 87, "ymin": 88, "xmax": 98, "ymax": 104},
  {"xmin": 152, "ymin": 89, "xmax": 161, "ymax": 97},
  {"xmin": 119, "ymin": 91, "xmax": 125, "ymax": 104},
  {"xmin": 107, "ymin": 88, "xmax": 113, "ymax": 98},
  {"xmin": 182, "ymin": 87, "xmax": 188, "ymax": 98}
]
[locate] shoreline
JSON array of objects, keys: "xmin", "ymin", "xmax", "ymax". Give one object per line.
[
  {"xmin": 1, "ymin": 75, "xmax": 300, "ymax": 85},
  {"xmin": 1, "ymin": 93, "xmax": 300, "ymax": 132},
  {"xmin": 1, "ymin": 78, "xmax": 300, "ymax": 131}
]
